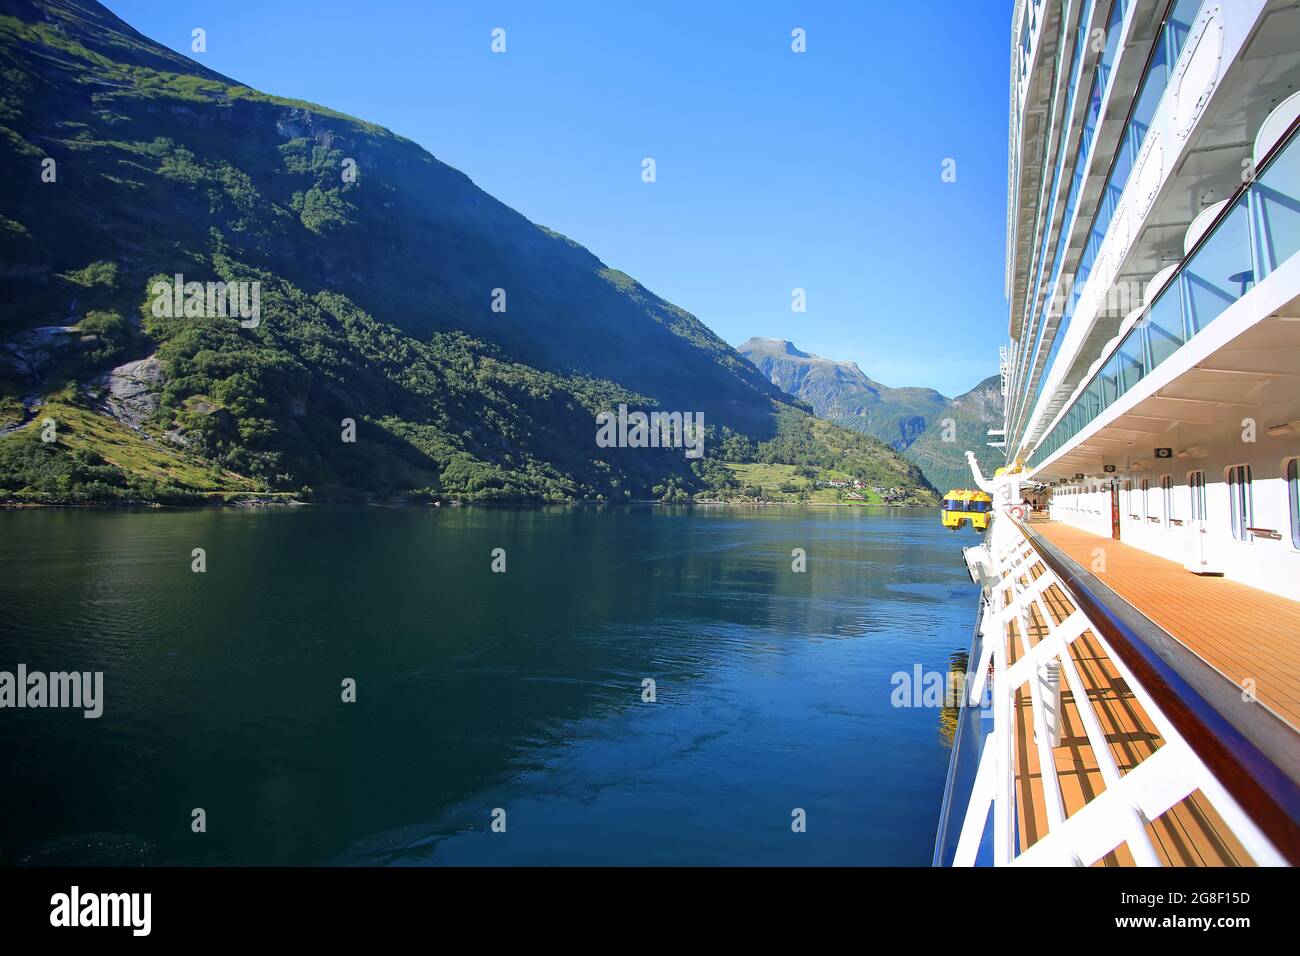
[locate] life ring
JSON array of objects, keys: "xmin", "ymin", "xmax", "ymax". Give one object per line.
[{"xmin": 1010, "ymin": 505, "xmax": 1025, "ymax": 521}]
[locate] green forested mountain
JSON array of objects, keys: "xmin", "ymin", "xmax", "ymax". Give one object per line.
[
  {"xmin": 904, "ymin": 375, "xmax": 1004, "ymax": 492},
  {"xmin": 737, "ymin": 338, "xmax": 1003, "ymax": 492},
  {"xmin": 0, "ymin": 0, "xmax": 936, "ymax": 505}
]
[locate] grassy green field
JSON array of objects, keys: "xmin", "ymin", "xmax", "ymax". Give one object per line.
[
  {"xmin": 35, "ymin": 402, "xmax": 258, "ymax": 491},
  {"xmin": 718, "ymin": 462, "xmax": 886, "ymax": 504},
  {"xmin": 0, "ymin": 398, "xmax": 280, "ymax": 503}
]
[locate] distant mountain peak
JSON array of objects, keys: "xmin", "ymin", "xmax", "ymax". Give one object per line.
[
  {"xmin": 737, "ymin": 336, "xmax": 1004, "ymax": 492},
  {"xmin": 738, "ymin": 336, "xmax": 812, "ymax": 360}
]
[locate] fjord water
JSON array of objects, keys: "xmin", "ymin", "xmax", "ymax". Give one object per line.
[{"xmin": 0, "ymin": 506, "xmax": 976, "ymax": 866}]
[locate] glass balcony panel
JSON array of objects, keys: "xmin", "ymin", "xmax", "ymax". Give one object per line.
[
  {"xmin": 1144, "ymin": 283, "xmax": 1185, "ymax": 371},
  {"xmin": 1168, "ymin": 0, "xmax": 1200, "ymax": 49},
  {"xmin": 1109, "ymin": 132, "xmax": 1135, "ymax": 202},
  {"xmin": 1129, "ymin": 38, "xmax": 1168, "ymax": 139},
  {"xmin": 1183, "ymin": 197, "xmax": 1252, "ymax": 335},
  {"xmin": 1117, "ymin": 336, "xmax": 1144, "ymax": 393},
  {"xmin": 1087, "ymin": 383, "xmax": 1101, "ymax": 424},
  {"xmin": 1100, "ymin": 356, "xmax": 1119, "ymax": 406},
  {"xmin": 1253, "ymin": 139, "xmax": 1300, "ymax": 277},
  {"xmin": 1084, "ymin": 227, "xmax": 1103, "ymax": 269}
]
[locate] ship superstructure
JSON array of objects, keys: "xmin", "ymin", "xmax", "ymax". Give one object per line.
[{"xmin": 936, "ymin": 0, "xmax": 1300, "ymax": 866}]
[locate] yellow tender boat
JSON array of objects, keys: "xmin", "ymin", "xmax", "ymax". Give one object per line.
[{"xmin": 940, "ymin": 489, "xmax": 993, "ymax": 532}]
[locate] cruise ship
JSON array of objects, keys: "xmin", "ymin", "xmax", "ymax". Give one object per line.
[{"xmin": 935, "ymin": 0, "xmax": 1300, "ymax": 866}]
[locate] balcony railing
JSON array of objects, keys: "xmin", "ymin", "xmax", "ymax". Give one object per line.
[
  {"xmin": 1014, "ymin": 0, "xmax": 1206, "ymax": 450},
  {"xmin": 1011, "ymin": 0, "xmax": 1121, "ymax": 424},
  {"xmin": 1032, "ymin": 115, "xmax": 1300, "ymax": 466},
  {"xmin": 1012, "ymin": 0, "xmax": 1096, "ymax": 381}
]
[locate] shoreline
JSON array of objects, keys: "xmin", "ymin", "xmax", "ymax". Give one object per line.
[{"xmin": 1, "ymin": 496, "xmax": 938, "ymax": 512}]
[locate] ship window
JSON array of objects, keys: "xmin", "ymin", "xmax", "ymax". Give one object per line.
[
  {"xmin": 1161, "ymin": 475, "xmax": 1174, "ymax": 525},
  {"xmin": 1227, "ymin": 465, "xmax": 1253, "ymax": 542},
  {"xmin": 1188, "ymin": 471, "xmax": 1206, "ymax": 521},
  {"xmin": 1287, "ymin": 459, "xmax": 1300, "ymax": 549}
]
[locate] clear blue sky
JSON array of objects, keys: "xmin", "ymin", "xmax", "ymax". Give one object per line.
[{"xmin": 104, "ymin": 0, "xmax": 1012, "ymax": 397}]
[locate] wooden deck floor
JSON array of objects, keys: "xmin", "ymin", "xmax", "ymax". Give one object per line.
[
  {"xmin": 1000, "ymin": 557, "xmax": 1250, "ymax": 864},
  {"xmin": 1032, "ymin": 521, "xmax": 1300, "ymax": 730}
]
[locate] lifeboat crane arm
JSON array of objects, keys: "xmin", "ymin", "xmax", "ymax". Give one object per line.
[{"xmin": 964, "ymin": 450, "xmax": 995, "ymax": 494}]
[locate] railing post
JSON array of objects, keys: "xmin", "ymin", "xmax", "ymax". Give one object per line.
[{"xmin": 1039, "ymin": 660, "xmax": 1062, "ymax": 748}]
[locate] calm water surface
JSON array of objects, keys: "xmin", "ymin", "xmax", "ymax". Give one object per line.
[{"xmin": 0, "ymin": 505, "xmax": 977, "ymax": 865}]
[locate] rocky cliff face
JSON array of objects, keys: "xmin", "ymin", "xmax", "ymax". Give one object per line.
[{"xmin": 93, "ymin": 355, "xmax": 163, "ymax": 432}]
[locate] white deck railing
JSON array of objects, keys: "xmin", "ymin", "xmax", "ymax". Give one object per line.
[{"xmin": 951, "ymin": 508, "xmax": 1287, "ymax": 866}]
